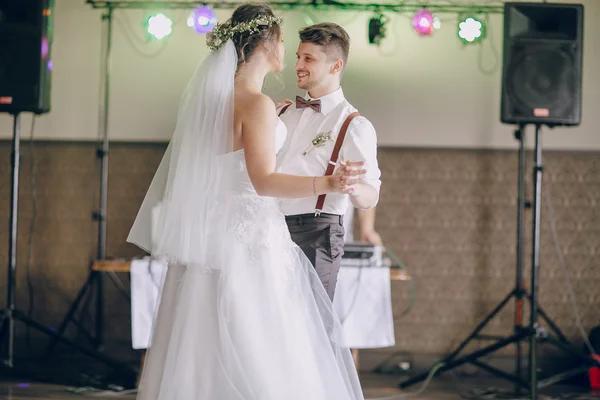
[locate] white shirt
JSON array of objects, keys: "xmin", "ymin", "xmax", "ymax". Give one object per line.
[
  {"xmin": 276, "ymin": 87, "xmax": 381, "ymax": 216},
  {"xmin": 343, "ymin": 204, "xmax": 355, "ymax": 242}
]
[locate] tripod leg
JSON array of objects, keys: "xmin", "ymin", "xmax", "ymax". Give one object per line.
[
  {"xmin": 445, "ymin": 289, "xmax": 516, "ymax": 362},
  {"xmin": 75, "ymin": 272, "xmax": 100, "ymax": 347},
  {"xmin": 471, "ymin": 360, "xmax": 528, "ymax": 388},
  {"xmin": 399, "ymin": 331, "xmax": 528, "ymax": 389},
  {"xmin": 13, "ymin": 309, "xmax": 136, "ymax": 378},
  {"xmin": 46, "ymin": 272, "xmax": 95, "ymax": 354},
  {"xmin": 398, "ymin": 289, "xmax": 516, "ymax": 389}
]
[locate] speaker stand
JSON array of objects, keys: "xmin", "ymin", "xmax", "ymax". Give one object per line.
[
  {"xmin": 398, "ymin": 124, "xmax": 600, "ymax": 398},
  {"xmin": 0, "ymin": 113, "xmax": 134, "ymax": 381}
]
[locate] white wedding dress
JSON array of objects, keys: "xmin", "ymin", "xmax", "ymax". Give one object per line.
[{"xmin": 135, "ymin": 119, "xmax": 364, "ymax": 400}]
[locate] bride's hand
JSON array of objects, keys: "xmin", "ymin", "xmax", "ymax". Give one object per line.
[
  {"xmin": 275, "ymin": 99, "xmax": 293, "ymax": 109},
  {"xmin": 329, "ymin": 161, "xmax": 366, "ymax": 194}
]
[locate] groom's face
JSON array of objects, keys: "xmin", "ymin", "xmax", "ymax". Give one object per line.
[{"xmin": 295, "ymin": 42, "xmax": 337, "ymax": 91}]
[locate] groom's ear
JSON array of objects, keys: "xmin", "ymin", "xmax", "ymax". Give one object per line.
[{"xmin": 331, "ymin": 59, "xmax": 344, "ymax": 75}]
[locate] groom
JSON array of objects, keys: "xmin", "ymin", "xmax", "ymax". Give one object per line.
[{"xmin": 277, "ymin": 23, "xmax": 381, "ymax": 300}]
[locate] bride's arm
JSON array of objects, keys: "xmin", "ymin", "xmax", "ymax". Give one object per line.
[{"xmin": 243, "ymin": 95, "xmax": 363, "ymax": 199}]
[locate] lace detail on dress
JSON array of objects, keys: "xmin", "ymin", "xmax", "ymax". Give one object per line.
[
  {"xmin": 229, "ymin": 195, "xmax": 292, "ymax": 247},
  {"xmin": 207, "ymin": 192, "xmax": 295, "ymax": 284},
  {"xmin": 199, "ymin": 118, "xmax": 294, "ymax": 280}
]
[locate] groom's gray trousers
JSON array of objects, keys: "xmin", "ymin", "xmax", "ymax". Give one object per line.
[{"xmin": 285, "ymin": 213, "xmax": 345, "ymax": 301}]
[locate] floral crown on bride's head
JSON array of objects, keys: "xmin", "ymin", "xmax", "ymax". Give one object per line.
[{"xmin": 206, "ymin": 14, "xmax": 283, "ymax": 51}]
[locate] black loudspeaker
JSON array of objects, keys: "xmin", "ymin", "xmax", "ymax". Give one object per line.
[
  {"xmin": 501, "ymin": 2, "xmax": 584, "ymax": 127},
  {"xmin": 0, "ymin": 0, "xmax": 54, "ymax": 114}
]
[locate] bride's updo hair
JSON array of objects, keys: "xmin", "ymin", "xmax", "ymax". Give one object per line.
[{"xmin": 229, "ymin": 4, "xmax": 281, "ymax": 66}]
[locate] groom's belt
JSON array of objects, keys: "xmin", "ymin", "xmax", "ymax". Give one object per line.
[{"xmin": 284, "ymin": 213, "xmax": 343, "ymax": 226}]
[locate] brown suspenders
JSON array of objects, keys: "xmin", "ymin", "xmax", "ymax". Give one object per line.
[
  {"xmin": 314, "ymin": 112, "xmax": 359, "ymax": 216},
  {"xmin": 278, "ymin": 104, "xmax": 291, "ymax": 117}
]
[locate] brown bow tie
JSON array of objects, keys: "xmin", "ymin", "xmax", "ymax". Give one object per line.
[{"xmin": 296, "ymin": 96, "xmax": 321, "ymax": 113}]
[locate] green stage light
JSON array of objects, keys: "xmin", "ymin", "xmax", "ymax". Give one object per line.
[
  {"xmin": 458, "ymin": 16, "xmax": 485, "ymax": 44},
  {"xmin": 146, "ymin": 13, "xmax": 173, "ymax": 40}
]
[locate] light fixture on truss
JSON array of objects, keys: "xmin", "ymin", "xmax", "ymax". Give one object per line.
[
  {"xmin": 368, "ymin": 13, "xmax": 388, "ymax": 45},
  {"xmin": 145, "ymin": 13, "xmax": 173, "ymax": 40},
  {"xmin": 411, "ymin": 8, "xmax": 440, "ymax": 36},
  {"xmin": 458, "ymin": 15, "xmax": 485, "ymax": 44},
  {"xmin": 187, "ymin": 5, "xmax": 217, "ymax": 34}
]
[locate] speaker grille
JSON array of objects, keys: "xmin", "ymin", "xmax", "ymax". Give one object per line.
[
  {"xmin": 0, "ymin": 30, "xmax": 40, "ymax": 99},
  {"xmin": 508, "ymin": 44, "xmax": 577, "ymax": 118}
]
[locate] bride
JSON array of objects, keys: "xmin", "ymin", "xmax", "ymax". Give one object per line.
[{"xmin": 127, "ymin": 4, "xmax": 366, "ymax": 399}]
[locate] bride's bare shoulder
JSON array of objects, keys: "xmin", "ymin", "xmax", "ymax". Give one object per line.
[{"xmin": 235, "ymin": 89, "xmax": 276, "ymax": 121}]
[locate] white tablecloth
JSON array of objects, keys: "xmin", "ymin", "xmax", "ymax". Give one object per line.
[
  {"xmin": 334, "ymin": 206, "xmax": 395, "ymax": 349},
  {"xmin": 130, "ymin": 258, "xmax": 167, "ymax": 349},
  {"xmin": 333, "ymin": 265, "xmax": 395, "ymax": 349}
]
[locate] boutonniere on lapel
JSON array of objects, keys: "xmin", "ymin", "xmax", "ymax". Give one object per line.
[{"xmin": 303, "ymin": 131, "xmax": 334, "ymax": 156}]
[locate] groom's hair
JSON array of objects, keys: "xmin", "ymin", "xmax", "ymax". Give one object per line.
[{"xmin": 299, "ymin": 23, "xmax": 350, "ymax": 68}]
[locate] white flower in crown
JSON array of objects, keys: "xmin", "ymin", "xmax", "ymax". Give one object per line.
[{"xmin": 303, "ymin": 131, "xmax": 334, "ymax": 156}]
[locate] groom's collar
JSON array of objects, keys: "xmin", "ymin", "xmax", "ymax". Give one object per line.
[{"xmin": 305, "ymin": 87, "xmax": 344, "ymax": 116}]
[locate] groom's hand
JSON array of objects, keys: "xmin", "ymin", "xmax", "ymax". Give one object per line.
[
  {"xmin": 329, "ymin": 160, "xmax": 366, "ymax": 194},
  {"xmin": 275, "ymin": 99, "xmax": 293, "ymax": 109}
]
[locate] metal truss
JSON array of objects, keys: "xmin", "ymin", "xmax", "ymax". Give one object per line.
[{"xmin": 85, "ymin": 0, "xmax": 505, "ymax": 14}]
